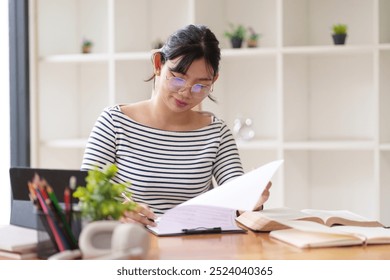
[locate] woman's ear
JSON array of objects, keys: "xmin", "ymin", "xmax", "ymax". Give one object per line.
[
  {"xmin": 213, "ymin": 73, "xmax": 219, "ymax": 83},
  {"xmin": 152, "ymin": 52, "xmax": 163, "ymax": 76}
]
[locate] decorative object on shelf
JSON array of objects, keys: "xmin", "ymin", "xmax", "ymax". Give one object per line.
[
  {"xmin": 233, "ymin": 117, "xmax": 255, "ymax": 141},
  {"xmin": 224, "ymin": 23, "xmax": 246, "ymax": 48},
  {"xmin": 247, "ymin": 27, "xmax": 261, "ymax": 48},
  {"xmin": 81, "ymin": 38, "xmax": 93, "ymax": 53},
  {"xmin": 331, "ymin": 23, "xmax": 348, "ymax": 45},
  {"xmin": 73, "ymin": 164, "xmax": 137, "ymax": 221}
]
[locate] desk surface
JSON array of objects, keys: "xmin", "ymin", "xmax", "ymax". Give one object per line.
[
  {"xmin": 1, "ymin": 228, "xmax": 389, "ymax": 260},
  {"xmin": 147, "ymin": 230, "xmax": 390, "ymax": 260}
]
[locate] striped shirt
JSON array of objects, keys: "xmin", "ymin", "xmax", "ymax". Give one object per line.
[{"xmin": 81, "ymin": 105, "xmax": 244, "ymax": 214}]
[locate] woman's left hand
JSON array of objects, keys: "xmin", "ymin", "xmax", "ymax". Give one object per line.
[
  {"xmin": 236, "ymin": 181, "xmax": 272, "ymax": 216},
  {"xmin": 253, "ymin": 181, "xmax": 272, "ymax": 211}
]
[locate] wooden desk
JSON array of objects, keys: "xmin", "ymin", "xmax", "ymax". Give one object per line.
[
  {"xmin": 1, "ymin": 228, "xmax": 389, "ymax": 260},
  {"xmin": 147, "ymin": 230, "xmax": 390, "ymax": 260}
]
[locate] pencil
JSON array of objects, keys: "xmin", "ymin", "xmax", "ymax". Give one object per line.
[
  {"xmin": 47, "ymin": 186, "xmax": 78, "ymax": 249},
  {"xmin": 69, "ymin": 176, "xmax": 76, "ymax": 230},
  {"xmin": 34, "ymin": 185, "xmax": 67, "ymax": 252},
  {"xmin": 64, "ymin": 187, "xmax": 71, "ymax": 225},
  {"xmin": 28, "ymin": 182, "xmax": 39, "ymax": 210}
]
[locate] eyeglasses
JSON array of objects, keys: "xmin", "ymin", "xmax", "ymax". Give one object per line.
[{"xmin": 165, "ymin": 74, "xmax": 213, "ymax": 98}]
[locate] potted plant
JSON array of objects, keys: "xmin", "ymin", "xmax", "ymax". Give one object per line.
[
  {"xmin": 82, "ymin": 38, "xmax": 93, "ymax": 53},
  {"xmin": 73, "ymin": 164, "xmax": 137, "ymax": 222},
  {"xmin": 331, "ymin": 23, "xmax": 348, "ymax": 45},
  {"xmin": 247, "ymin": 27, "xmax": 261, "ymax": 48},
  {"xmin": 224, "ymin": 23, "xmax": 246, "ymax": 48}
]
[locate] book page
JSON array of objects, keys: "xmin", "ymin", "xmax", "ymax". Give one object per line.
[
  {"xmin": 181, "ymin": 160, "xmax": 284, "ymax": 211},
  {"xmin": 236, "ymin": 207, "xmax": 324, "ymax": 231},
  {"xmin": 270, "ymin": 220, "xmax": 367, "ymax": 248},
  {"xmin": 147, "ymin": 205, "xmax": 243, "ymax": 236},
  {"xmin": 270, "ymin": 228, "xmax": 363, "ymax": 248},
  {"xmin": 258, "ymin": 207, "xmax": 318, "ymax": 221},
  {"xmin": 277, "ymin": 220, "xmax": 363, "ymax": 236},
  {"xmin": 300, "ymin": 209, "xmax": 371, "ymax": 225},
  {"xmin": 334, "ymin": 226, "xmax": 390, "ymax": 244}
]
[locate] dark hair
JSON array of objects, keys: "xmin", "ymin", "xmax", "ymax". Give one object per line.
[{"xmin": 148, "ymin": 24, "xmax": 221, "ymax": 102}]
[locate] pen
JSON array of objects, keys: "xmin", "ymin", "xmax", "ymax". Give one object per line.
[
  {"xmin": 121, "ymin": 192, "xmax": 155, "ymax": 223},
  {"xmin": 121, "ymin": 192, "xmax": 133, "ymax": 203},
  {"xmin": 182, "ymin": 227, "xmax": 222, "ymax": 235}
]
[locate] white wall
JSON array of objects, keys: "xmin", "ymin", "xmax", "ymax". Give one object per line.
[{"xmin": 0, "ymin": 0, "xmax": 11, "ymax": 225}]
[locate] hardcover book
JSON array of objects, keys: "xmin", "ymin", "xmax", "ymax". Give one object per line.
[
  {"xmin": 269, "ymin": 220, "xmax": 390, "ymax": 248},
  {"xmin": 236, "ymin": 207, "xmax": 384, "ymax": 232}
]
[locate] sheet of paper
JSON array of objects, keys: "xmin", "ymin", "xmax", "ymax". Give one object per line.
[
  {"xmin": 181, "ymin": 159, "xmax": 284, "ymax": 211},
  {"xmin": 148, "ymin": 205, "xmax": 242, "ymax": 236}
]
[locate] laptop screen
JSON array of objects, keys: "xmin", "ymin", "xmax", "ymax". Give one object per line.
[{"xmin": 9, "ymin": 167, "xmax": 88, "ymax": 229}]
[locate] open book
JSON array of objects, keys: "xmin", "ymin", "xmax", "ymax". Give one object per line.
[
  {"xmin": 269, "ymin": 220, "xmax": 390, "ymax": 248},
  {"xmin": 147, "ymin": 160, "xmax": 284, "ymax": 236},
  {"xmin": 235, "ymin": 207, "xmax": 384, "ymax": 232}
]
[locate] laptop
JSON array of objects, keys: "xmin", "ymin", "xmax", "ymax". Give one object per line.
[{"xmin": 9, "ymin": 167, "xmax": 88, "ymax": 229}]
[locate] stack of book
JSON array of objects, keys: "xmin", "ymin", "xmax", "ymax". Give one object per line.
[
  {"xmin": 236, "ymin": 207, "xmax": 390, "ymax": 248},
  {"xmin": 0, "ymin": 224, "xmax": 38, "ymax": 259}
]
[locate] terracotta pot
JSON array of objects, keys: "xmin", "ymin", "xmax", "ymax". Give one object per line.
[
  {"xmin": 247, "ymin": 39, "xmax": 258, "ymax": 48},
  {"xmin": 82, "ymin": 45, "xmax": 92, "ymax": 53}
]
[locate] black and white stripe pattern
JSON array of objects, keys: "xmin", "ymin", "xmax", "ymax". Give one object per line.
[{"xmin": 81, "ymin": 105, "xmax": 243, "ymax": 214}]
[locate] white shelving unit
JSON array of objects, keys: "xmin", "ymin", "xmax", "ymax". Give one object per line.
[{"xmin": 29, "ymin": 0, "xmax": 390, "ymax": 225}]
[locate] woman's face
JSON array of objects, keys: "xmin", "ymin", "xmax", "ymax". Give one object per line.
[{"xmin": 157, "ymin": 57, "xmax": 217, "ymax": 112}]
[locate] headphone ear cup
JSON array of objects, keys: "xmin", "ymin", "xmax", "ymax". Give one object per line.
[
  {"xmin": 111, "ymin": 223, "xmax": 150, "ymax": 258},
  {"xmin": 78, "ymin": 220, "xmax": 120, "ymax": 259}
]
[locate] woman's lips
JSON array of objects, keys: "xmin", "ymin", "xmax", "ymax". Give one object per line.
[{"xmin": 175, "ymin": 98, "xmax": 188, "ymax": 107}]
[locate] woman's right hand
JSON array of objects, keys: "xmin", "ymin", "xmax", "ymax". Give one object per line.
[{"xmin": 121, "ymin": 203, "xmax": 157, "ymax": 227}]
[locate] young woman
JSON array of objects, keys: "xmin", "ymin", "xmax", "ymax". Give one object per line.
[{"xmin": 81, "ymin": 24, "xmax": 271, "ymax": 226}]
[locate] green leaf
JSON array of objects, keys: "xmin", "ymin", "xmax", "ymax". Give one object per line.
[{"xmin": 73, "ymin": 164, "xmax": 137, "ymax": 221}]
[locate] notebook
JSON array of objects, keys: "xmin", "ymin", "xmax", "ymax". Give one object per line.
[{"xmin": 9, "ymin": 167, "xmax": 87, "ymax": 229}]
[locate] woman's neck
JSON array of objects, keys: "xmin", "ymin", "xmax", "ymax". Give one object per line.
[{"xmin": 148, "ymin": 98, "xmax": 194, "ymax": 131}]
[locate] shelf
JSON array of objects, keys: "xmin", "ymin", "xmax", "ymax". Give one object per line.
[
  {"xmin": 30, "ymin": 0, "xmax": 390, "ymax": 225},
  {"xmin": 284, "ymin": 150, "xmax": 376, "ymax": 219},
  {"xmin": 380, "ymin": 144, "xmax": 390, "ymax": 151},
  {"xmin": 283, "ymin": 141, "xmax": 375, "ymax": 151},
  {"xmin": 236, "ymin": 140, "xmax": 279, "ymax": 150},
  {"xmin": 221, "ymin": 48, "xmax": 277, "ymax": 58},
  {"xmin": 42, "ymin": 138, "xmax": 88, "ymax": 149},
  {"xmin": 42, "ymin": 139, "xmax": 377, "ymax": 152},
  {"xmin": 379, "ymin": 44, "xmax": 390, "ymax": 50},
  {"xmin": 40, "ymin": 53, "xmax": 110, "ymax": 63},
  {"xmin": 282, "ymin": 45, "xmax": 374, "ymax": 55},
  {"xmin": 39, "ymin": 45, "xmax": 379, "ymax": 63},
  {"xmin": 283, "ymin": 52, "xmax": 375, "ymax": 142},
  {"xmin": 283, "ymin": 0, "xmax": 375, "ymax": 47},
  {"xmin": 114, "ymin": 52, "xmax": 151, "ymax": 61}
]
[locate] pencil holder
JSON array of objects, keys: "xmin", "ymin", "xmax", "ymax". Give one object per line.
[{"xmin": 36, "ymin": 210, "xmax": 82, "ymax": 259}]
